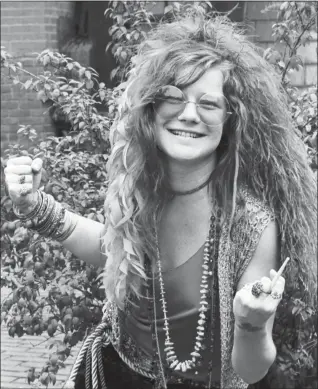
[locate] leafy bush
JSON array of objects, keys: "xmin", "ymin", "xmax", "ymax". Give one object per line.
[{"xmin": 1, "ymin": 1, "xmax": 317, "ymax": 388}]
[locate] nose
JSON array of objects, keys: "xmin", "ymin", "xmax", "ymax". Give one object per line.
[{"xmin": 177, "ymin": 101, "xmax": 201, "ymax": 124}]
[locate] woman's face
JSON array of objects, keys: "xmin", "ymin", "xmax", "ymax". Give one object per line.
[{"xmin": 154, "ymin": 67, "xmax": 228, "ymax": 164}]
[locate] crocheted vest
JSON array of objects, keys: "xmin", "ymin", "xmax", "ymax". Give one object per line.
[{"xmin": 109, "ymin": 187, "xmax": 275, "ymax": 389}]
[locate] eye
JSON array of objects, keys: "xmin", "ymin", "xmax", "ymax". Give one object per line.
[
  {"xmin": 157, "ymin": 86, "xmax": 184, "ymax": 104},
  {"xmin": 199, "ymin": 94, "xmax": 223, "ymax": 110},
  {"xmin": 199, "ymin": 100, "xmax": 218, "ymax": 110},
  {"xmin": 164, "ymin": 95, "xmax": 183, "ymax": 104}
]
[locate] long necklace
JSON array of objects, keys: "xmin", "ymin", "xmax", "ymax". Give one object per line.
[{"xmin": 151, "ymin": 210, "xmax": 219, "ymax": 386}]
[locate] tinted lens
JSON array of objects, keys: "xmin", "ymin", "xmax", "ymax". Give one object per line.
[
  {"xmin": 153, "ymin": 86, "xmax": 184, "ymax": 119},
  {"xmin": 153, "ymin": 86, "xmax": 230, "ymax": 126},
  {"xmin": 198, "ymin": 93, "xmax": 230, "ymax": 125}
]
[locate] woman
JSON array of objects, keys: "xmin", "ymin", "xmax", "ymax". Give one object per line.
[{"xmin": 4, "ymin": 9, "xmax": 316, "ymax": 389}]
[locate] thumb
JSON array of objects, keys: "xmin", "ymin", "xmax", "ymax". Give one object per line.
[{"xmin": 31, "ymin": 158, "xmax": 43, "ymax": 192}]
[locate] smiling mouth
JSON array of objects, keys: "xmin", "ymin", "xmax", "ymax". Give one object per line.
[{"xmin": 168, "ymin": 129, "xmax": 205, "ymax": 139}]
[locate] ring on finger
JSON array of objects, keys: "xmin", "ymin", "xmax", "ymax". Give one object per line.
[
  {"xmin": 19, "ymin": 175, "xmax": 26, "ymax": 184},
  {"xmin": 19, "ymin": 185, "xmax": 30, "ymax": 196},
  {"xmin": 251, "ymin": 281, "xmax": 263, "ymax": 298},
  {"xmin": 270, "ymin": 291, "xmax": 282, "ymax": 300}
]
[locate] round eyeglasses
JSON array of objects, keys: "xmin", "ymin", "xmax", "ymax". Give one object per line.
[{"xmin": 152, "ymin": 85, "xmax": 232, "ymax": 126}]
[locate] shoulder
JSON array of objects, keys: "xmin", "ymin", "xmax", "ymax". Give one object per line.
[
  {"xmin": 231, "ymin": 186, "xmax": 275, "ymax": 238},
  {"xmin": 238, "ymin": 186, "xmax": 275, "ymax": 222},
  {"xmin": 229, "ymin": 186, "xmax": 279, "ymax": 289},
  {"xmin": 234, "ymin": 186, "xmax": 279, "ymax": 289}
]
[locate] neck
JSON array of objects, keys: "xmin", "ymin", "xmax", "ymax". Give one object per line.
[{"xmin": 164, "ymin": 155, "xmax": 217, "ymax": 196}]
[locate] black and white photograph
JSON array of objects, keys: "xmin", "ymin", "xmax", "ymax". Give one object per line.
[{"xmin": 1, "ymin": 1, "xmax": 317, "ymax": 389}]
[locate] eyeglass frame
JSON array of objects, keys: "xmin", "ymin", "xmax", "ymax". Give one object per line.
[{"xmin": 152, "ymin": 85, "xmax": 232, "ymax": 126}]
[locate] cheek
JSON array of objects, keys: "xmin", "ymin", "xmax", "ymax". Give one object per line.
[
  {"xmin": 207, "ymin": 125, "xmax": 223, "ymax": 141},
  {"xmin": 154, "ymin": 116, "xmax": 169, "ymax": 138}
]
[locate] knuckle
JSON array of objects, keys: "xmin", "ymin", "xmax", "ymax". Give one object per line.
[
  {"xmin": 260, "ymin": 276, "xmax": 270, "ymax": 283},
  {"xmin": 238, "ymin": 294, "xmax": 250, "ymax": 307},
  {"xmin": 25, "ymin": 156, "xmax": 33, "ymax": 164},
  {"xmin": 19, "ymin": 156, "xmax": 33, "ymax": 165},
  {"xmin": 6, "ymin": 159, "xmax": 15, "ymax": 167},
  {"xmin": 5, "ymin": 173, "xmax": 14, "ymax": 182},
  {"xmin": 275, "ymin": 277, "xmax": 285, "ymax": 288},
  {"xmin": 33, "ymin": 157, "xmax": 43, "ymax": 165}
]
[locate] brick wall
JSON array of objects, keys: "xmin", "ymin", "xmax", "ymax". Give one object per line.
[
  {"xmin": 1, "ymin": 1, "xmax": 75, "ymax": 150},
  {"xmin": 244, "ymin": 1, "xmax": 317, "ymax": 88}
]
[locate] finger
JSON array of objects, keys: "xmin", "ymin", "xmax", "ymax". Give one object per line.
[
  {"xmin": 31, "ymin": 158, "xmax": 43, "ymax": 174},
  {"xmin": 271, "ymin": 275, "xmax": 285, "ymax": 295},
  {"xmin": 7, "ymin": 183, "xmax": 33, "ymax": 197},
  {"xmin": 6, "ymin": 156, "xmax": 33, "ymax": 167},
  {"xmin": 269, "ymin": 269, "xmax": 277, "ymax": 279},
  {"xmin": 4, "ymin": 165, "xmax": 33, "ymax": 175},
  {"xmin": 5, "ymin": 174, "xmax": 33, "ymax": 184},
  {"xmin": 270, "ymin": 257, "xmax": 290, "ymax": 289},
  {"xmin": 31, "ymin": 158, "xmax": 43, "ymax": 192},
  {"xmin": 260, "ymin": 277, "xmax": 271, "ymax": 294}
]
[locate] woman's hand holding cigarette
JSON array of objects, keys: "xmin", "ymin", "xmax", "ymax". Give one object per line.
[{"xmin": 233, "ymin": 258, "xmax": 290, "ymax": 331}]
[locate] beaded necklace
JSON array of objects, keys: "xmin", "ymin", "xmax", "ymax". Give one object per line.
[{"xmin": 147, "ymin": 209, "xmax": 220, "ymax": 388}]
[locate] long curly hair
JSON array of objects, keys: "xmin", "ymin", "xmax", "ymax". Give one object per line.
[{"xmin": 101, "ymin": 9, "xmax": 317, "ymax": 309}]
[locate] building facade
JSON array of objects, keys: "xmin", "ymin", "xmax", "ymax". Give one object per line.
[{"xmin": 1, "ymin": 1, "xmax": 317, "ymax": 149}]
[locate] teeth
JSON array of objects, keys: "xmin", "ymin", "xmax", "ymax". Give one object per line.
[{"xmin": 170, "ymin": 130, "xmax": 201, "ymax": 138}]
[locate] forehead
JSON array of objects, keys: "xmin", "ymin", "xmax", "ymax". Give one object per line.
[{"xmin": 178, "ymin": 67, "xmax": 224, "ymax": 95}]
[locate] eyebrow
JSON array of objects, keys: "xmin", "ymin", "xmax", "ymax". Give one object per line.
[{"xmin": 199, "ymin": 94, "xmax": 225, "ymax": 104}]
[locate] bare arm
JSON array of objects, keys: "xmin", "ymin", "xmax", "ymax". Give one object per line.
[
  {"xmin": 4, "ymin": 156, "xmax": 107, "ymax": 268},
  {"xmin": 231, "ymin": 220, "xmax": 279, "ymax": 384},
  {"xmin": 58, "ymin": 211, "xmax": 106, "ymax": 268}
]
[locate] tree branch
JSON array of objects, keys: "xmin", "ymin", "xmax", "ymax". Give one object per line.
[{"xmin": 281, "ymin": 11, "xmax": 318, "ymax": 81}]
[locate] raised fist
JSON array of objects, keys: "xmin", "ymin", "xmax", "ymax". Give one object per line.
[{"xmin": 4, "ymin": 156, "xmax": 43, "ymax": 213}]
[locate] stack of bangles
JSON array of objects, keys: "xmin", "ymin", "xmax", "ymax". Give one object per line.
[{"xmin": 13, "ymin": 190, "xmax": 78, "ymax": 242}]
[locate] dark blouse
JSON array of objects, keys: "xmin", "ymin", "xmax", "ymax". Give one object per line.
[{"xmin": 120, "ymin": 244, "xmax": 221, "ymax": 382}]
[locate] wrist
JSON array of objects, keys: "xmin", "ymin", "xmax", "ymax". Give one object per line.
[
  {"xmin": 14, "ymin": 191, "xmax": 40, "ymax": 216},
  {"xmin": 235, "ymin": 320, "xmax": 267, "ymax": 334}
]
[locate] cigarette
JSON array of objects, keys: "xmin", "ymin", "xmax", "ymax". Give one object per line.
[{"xmin": 271, "ymin": 257, "xmax": 290, "ymax": 289}]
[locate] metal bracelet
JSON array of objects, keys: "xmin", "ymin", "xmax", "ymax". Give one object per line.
[
  {"xmin": 44, "ymin": 203, "xmax": 64, "ymax": 237},
  {"xmin": 55, "ymin": 210, "xmax": 78, "ymax": 242},
  {"xmin": 13, "ymin": 190, "xmax": 43, "ymax": 221},
  {"xmin": 54, "ymin": 208, "xmax": 67, "ymax": 237},
  {"xmin": 35, "ymin": 195, "xmax": 56, "ymax": 234},
  {"xmin": 23, "ymin": 192, "xmax": 49, "ymax": 228}
]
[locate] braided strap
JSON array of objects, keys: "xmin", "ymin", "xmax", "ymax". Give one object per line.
[
  {"xmin": 85, "ymin": 345, "xmax": 92, "ymax": 389},
  {"xmin": 97, "ymin": 340, "xmax": 107, "ymax": 389},
  {"xmin": 92, "ymin": 336, "xmax": 107, "ymax": 389},
  {"xmin": 115, "ymin": 348, "xmax": 157, "ymax": 380},
  {"xmin": 63, "ymin": 314, "xmax": 111, "ymax": 389}
]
